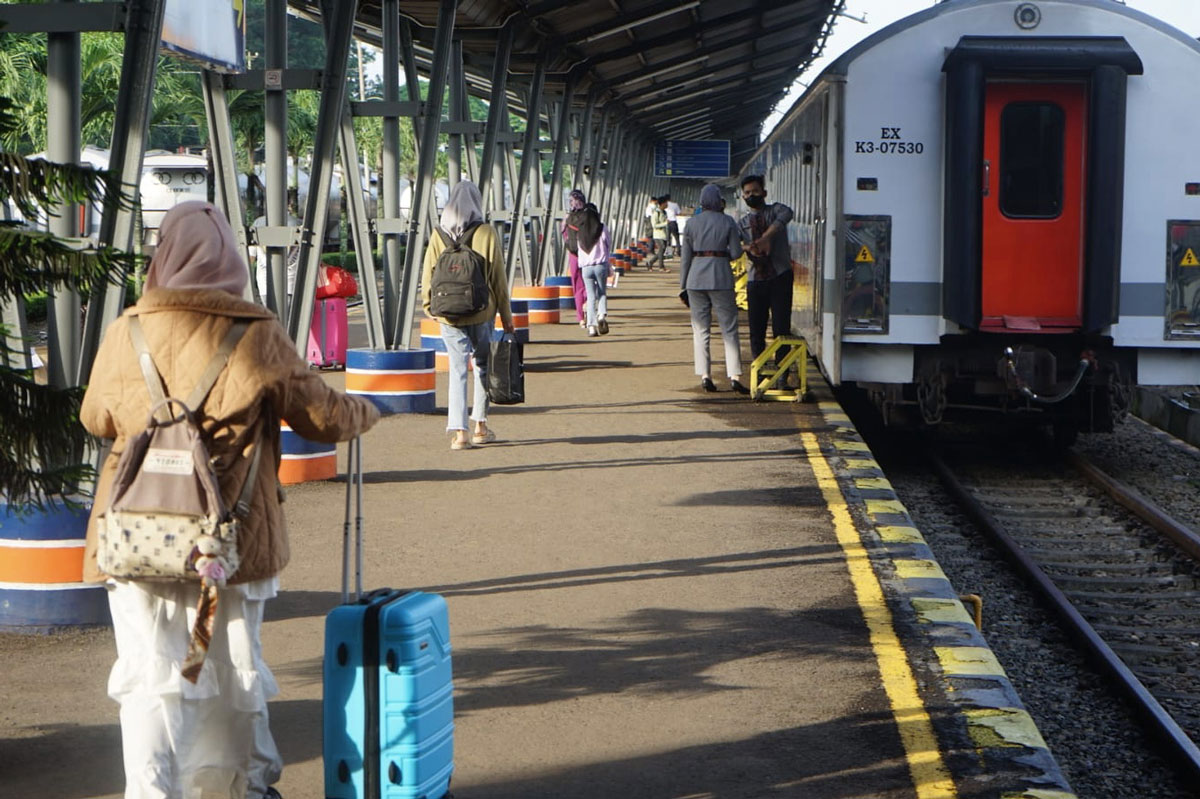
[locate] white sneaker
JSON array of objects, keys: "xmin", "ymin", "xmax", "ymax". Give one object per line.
[{"xmin": 587, "ymin": 326, "xmax": 599, "ymax": 337}]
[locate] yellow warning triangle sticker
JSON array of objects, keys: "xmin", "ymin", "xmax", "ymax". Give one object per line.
[
  {"xmin": 855, "ymin": 245, "xmax": 875, "ymax": 263},
  {"xmin": 1182, "ymin": 248, "xmax": 1200, "ymax": 267}
]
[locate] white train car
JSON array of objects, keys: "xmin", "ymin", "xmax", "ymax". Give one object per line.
[
  {"xmin": 140, "ymin": 150, "xmax": 210, "ymax": 236},
  {"xmin": 743, "ymin": 0, "xmax": 1200, "ymax": 440}
]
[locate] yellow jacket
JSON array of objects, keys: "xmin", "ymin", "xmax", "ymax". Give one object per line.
[{"xmin": 422, "ymin": 222, "xmax": 514, "ymax": 329}]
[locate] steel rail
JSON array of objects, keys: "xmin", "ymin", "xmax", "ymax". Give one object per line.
[
  {"xmin": 1065, "ymin": 449, "xmax": 1200, "ymax": 563},
  {"xmin": 927, "ymin": 450, "xmax": 1200, "ymax": 783}
]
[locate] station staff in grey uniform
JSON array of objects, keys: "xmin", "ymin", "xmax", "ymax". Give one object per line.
[{"xmin": 680, "ymin": 184, "xmax": 750, "ymax": 394}]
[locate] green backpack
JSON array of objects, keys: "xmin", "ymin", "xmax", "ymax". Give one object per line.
[{"xmin": 429, "ymin": 222, "xmax": 488, "ymax": 319}]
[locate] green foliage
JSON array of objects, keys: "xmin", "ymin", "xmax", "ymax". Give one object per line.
[{"xmin": 0, "ymin": 371, "xmax": 97, "ymax": 512}]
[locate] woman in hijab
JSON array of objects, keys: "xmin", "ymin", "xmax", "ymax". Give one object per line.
[
  {"xmin": 679, "ymin": 184, "xmax": 750, "ymax": 394},
  {"xmin": 575, "ymin": 202, "xmax": 611, "ymax": 336},
  {"xmin": 81, "ymin": 201, "xmax": 380, "ymax": 799},
  {"xmin": 422, "ymin": 180, "xmax": 515, "ymax": 449},
  {"xmin": 561, "ymin": 189, "xmax": 589, "ymax": 327}
]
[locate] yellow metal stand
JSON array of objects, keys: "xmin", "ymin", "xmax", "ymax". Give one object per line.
[{"xmin": 749, "ymin": 337, "xmax": 811, "ymax": 401}]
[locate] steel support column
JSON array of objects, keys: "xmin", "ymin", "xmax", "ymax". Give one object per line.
[
  {"xmin": 393, "ymin": 0, "xmax": 456, "ymax": 348},
  {"xmin": 586, "ymin": 106, "xmax": 612, "ymax": 201},
  {"xmin": 201, "ymin": 71, "xmax": 253, "ymax": 296},
  {"xmin": 478, "ymin": 22, "xmax": 513, "ymax": 209},
  {"xmin": 46, "ymin": 0, "xmax": 80, "ymax": 389},
  {"xmin": 505, "ymin": 55, "xmax": 546, "ymax": 283},
  {"xmin": 380, "ymin": 0, "xmax": 402, "ymax": 342},
  {"xmin": 78, "ymin": 0, "xmax": 165, "ymax": 383},
  {"xmin": 447, "ymin": 39, "xmax": 463, "ymax": 188},
  {"xmin": 263, "ymin": 0, "xmax": 289, "ymax": 319},
  {"xmin": 338, "ymin": 99, "xmax": 386, "ymax": 347},
  {"xmin": 537, "ymin": 76, "xmax": 577, "ymax": 282},
  {"xmin": 480, "ymin": 24, "xmax": 513, "ymax": 208},
  {"xmin": 287, "ymin": 0, "xmax": 357, "ymax": 351},
  {"xmin": 574, "ymin": 88, "xmax": 598, "ymax": 193}
]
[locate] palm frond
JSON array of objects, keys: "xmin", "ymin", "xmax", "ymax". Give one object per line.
[
  {"xmin": 0, "ymin": 227, "xmax": 139, "ymax": 295},
  {"xmin": 0, "ymin": 368, "xmax": 96, "ymax": 510},
  {"xmin": 0, "ymin": 153, "xmax": 133, "ymax": 219}
]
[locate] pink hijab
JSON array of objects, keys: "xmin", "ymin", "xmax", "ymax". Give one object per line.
[{"xmin": 145, "ymin": 201, "xmax": 248, "ymax": 295}]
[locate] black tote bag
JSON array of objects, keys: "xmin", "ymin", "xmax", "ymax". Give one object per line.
[{"xmin": 486, "ymin": 334, "xmax": 524, "ymax": 405}]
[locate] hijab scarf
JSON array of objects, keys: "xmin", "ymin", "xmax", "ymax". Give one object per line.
[
  {"xmin": 567, "ymin": 189, "xmax": 586, "ymax": 212},
  {"xmin": 565, "ymin": 190, "xmax": 602, "ymax": 252},
  {"xmin": 145, "ymin": 201, "xmax": 248, "ymax": 295},
  {"xmin": 700, "ymin": 183, "xmax": 723, "ymax": 212},
  {"xmin": 440, "ymin": 180, "xmax": 485, "ymax": 240}
]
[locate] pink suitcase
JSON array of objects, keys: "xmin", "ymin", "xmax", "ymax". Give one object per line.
[{"xmin": 307, "ymin": 297, "xmax": 348, "ymax": 369}]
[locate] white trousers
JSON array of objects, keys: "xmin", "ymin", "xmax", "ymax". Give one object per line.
[
  {"xmin": 107, "ymin": 579, "xmax": 283, "ymax": 799},
  {"xmin": 688, "ymin": 288, "xmax": 743, "ymax": 379}
]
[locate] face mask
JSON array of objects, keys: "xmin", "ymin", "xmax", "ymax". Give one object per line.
[{"xmin": 744, "ymin": 194, "xmax": 766, "ymax": 209}]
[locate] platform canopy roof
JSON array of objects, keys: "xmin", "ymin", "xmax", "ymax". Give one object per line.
[{"xmin": 289, "ymin": 0, "xmax": 841, "ymax": 171}]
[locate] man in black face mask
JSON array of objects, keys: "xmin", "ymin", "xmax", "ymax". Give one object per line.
[{"xmin": 738, "ymin": 174, "xmax": 795, "ymax": 365}]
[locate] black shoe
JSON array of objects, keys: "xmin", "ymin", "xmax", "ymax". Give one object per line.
[
  {"xmin": 701, "ymin": 377, "xmax": 718, "ymax": 392},
  {"xmin": 731, "ymin": 379, "xmax": 750, "ymax": 395},
  {"xmin": 261, "ymin": 789, "xmax": 283, "ymax": 799}
]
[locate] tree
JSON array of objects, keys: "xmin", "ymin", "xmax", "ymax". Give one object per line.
[{"xmin": 0, "ymin": 94, "xmax": 137, "ymax": 510}]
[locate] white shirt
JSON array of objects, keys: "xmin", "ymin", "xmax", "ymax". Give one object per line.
[{"xmin": 666, "ymin": 201, "xmax": 680, "ymax": 222}]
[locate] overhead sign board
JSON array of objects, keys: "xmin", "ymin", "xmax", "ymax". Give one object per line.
[
  {"xmin": 654, "ymin": 139, "xmax": 731, "ymax": 178},
  {"xmin": 161, "ymin": 0, "xmax": 246, "ymax": 74}
]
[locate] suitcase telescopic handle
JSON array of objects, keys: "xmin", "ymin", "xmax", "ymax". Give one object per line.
[{"xmin": 341, "ymin": 435, "xmax": 364, "ymax": 603}]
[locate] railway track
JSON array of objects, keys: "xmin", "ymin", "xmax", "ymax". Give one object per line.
[{"xmin": 927, "ymin": 443, "xmax": 1200, "ymax": 781}]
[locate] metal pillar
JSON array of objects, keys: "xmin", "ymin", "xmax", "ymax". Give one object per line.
[
  {"xmin": 478, "ymin": 23, "xmax": 513, "ymax": 209},
  {"xmin": 597, "ymin": 121, "xmax": 626, "ymax": 224},
  {"xmin": 501, "ymin": 117, "xmax": 528, "ymax": 287},
  {"xmin": 393, "ymin": 0, "xmax": 456, "ymax": 349},
  {"xmin": 505, "ymin": 55, "xmax": 546, "ymax": 282},
  {"xmin": 380, "ymin": 0, "xmax": 402, "ymax": 343},
  {"xmin": 201, "ymin": 71, "xmax": 254, "ymax": 299},
  {"xmin": 399, "ymin": 20, "xmax": 422, "ymax": 152},
  {"xmin": 46, "ymin": 0, "xmax": 80, "ymax": 389},
  {"xmin": 447, "ymin": 39, "xmax": 463, "ymax": 187},
  {"xmin": 459, "ymin": 54, "xmax": 479, "ymax": 184},
  {"xmin": 338, "ymin": 100, "xmax": 386, "ymax": 347},
  {"xmin": 586, "ymin": 106, "xmax": 612, "ymax": 201},
  {"xmin": 77, "ymin": 0, "xmax": 165, "ymax": 384},
  {"xmin": 574, "ymin": 88, "xmax": 598, "ymax": 192},
  {"xmin": 263, "ymin": 0, "xmax": 289, "ymax": 319},
  {"xmin": 537, "ymin": 75, "xmax": 577, "ymax": 283},
  {"xmin": 287, "ymin": 0, "xmax": 358, "ymax": 351}
]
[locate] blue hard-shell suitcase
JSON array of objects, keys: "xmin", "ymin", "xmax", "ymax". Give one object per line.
[{"xmin": 323, "ymin": 438, "xmax": 454, "ymax": 799}]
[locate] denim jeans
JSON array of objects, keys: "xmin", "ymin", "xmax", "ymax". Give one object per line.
[
  {"xmin": 440, "ymin": 321, "xmax": 492, "ymax": 431},
  {"xmin": 580, "ymin": 264, "xmax": 608, "ymax": 327}
]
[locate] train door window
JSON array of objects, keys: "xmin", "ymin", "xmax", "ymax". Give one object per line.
[
  {"xmin": 842, "ymin": 215, "xmax": 891, "ymax": 334},
  {"xmin": 1166, "ymin": 220, "xmax": 1200, "ymax": 339},
  {"xmin": 999, "ymin": 102, "xmax": 1065, "ymax": 219}
]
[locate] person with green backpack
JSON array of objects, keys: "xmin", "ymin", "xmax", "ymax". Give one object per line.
[{"xmin": 422, "ymin": 180, "xmax": 515, "ymax": 450}]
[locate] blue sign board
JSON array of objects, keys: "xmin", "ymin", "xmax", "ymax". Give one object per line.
[{"xmin": 654, "ymin": 139, "xmax": 731, "ymax": 178}]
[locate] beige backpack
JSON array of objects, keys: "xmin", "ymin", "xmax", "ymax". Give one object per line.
[{"xmin": 96, "ymin": 317, "xmax": 261, "ymax": 584}]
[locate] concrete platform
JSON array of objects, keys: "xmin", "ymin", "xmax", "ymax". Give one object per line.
[{"xmin": 0, "ymin": 266, "xmax": 1073, "ymax": 798}]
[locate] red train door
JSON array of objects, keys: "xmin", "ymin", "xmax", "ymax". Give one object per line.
[{"xmin": 980, "ymin": 82, "xmax": 1087, "ymax": 331}]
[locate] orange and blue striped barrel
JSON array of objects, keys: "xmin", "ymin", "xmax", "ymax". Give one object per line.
[
  {"xmin": 419, "ymin": 318, "xmax": 472, "ymax": 373},
  {"xmin": 279, "ymin": 422, "xmax": 337, "ymax": 485},
  {"xmin": 495, "ymin": 299, "xmax": 530, "ymax": 344},
  {"xmin": 545, "ymin": 275, "xmax": 576, "ymax": 319},
  {"xmin": 0, "ymin": 503, "xmax": 109, "ymax": 630},
  {"xmin": 512, "ymin": 286, "xmax": 560, "ymax": 324},
  {"xmin": 345, "ymin": 347, "xmax": 436, "ymax": 414}
]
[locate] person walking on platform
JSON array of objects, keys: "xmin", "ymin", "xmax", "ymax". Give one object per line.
[
  {"xmin": 738, "ymin": 174, "xmax": 795, "ymax": 364},
  {"xmin": 664, "ymin": 194, "xmax": 682, "ymax": 256},
  {"xmin": 647, "ymin": 196, "xmax": 670, "ymax": 272},
  {"xmin": 575, "ymin": 201, "xmax": 612, "ymax": 337},
  {"xmin": 423, "ymin": 180, "xmax": 515, "ymax": 450},
  {"xmin": 681, "ymin": 184, "xmax": 750, "ymax": 394},
  {"xmin": 561, "ymin": 189, "xmax": 589, "ymax": 328},
  {"xmin": 80, "ymin": 201, "xmax": 380, "ymax": 799}
]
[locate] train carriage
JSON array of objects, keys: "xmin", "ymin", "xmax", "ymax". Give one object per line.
[{"xmin": 744, "ymin": 0, "xmax": 1200, "ymax": 439}]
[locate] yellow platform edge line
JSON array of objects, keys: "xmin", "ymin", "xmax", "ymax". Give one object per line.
[{"xmin": 801, "ymin": 430, "xmax": 959, "ymax": 799}]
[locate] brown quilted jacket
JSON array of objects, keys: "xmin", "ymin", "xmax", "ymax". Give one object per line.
[{"xmin": 80, "ymin": 288, "xmax": 379, "ymax": 584}]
